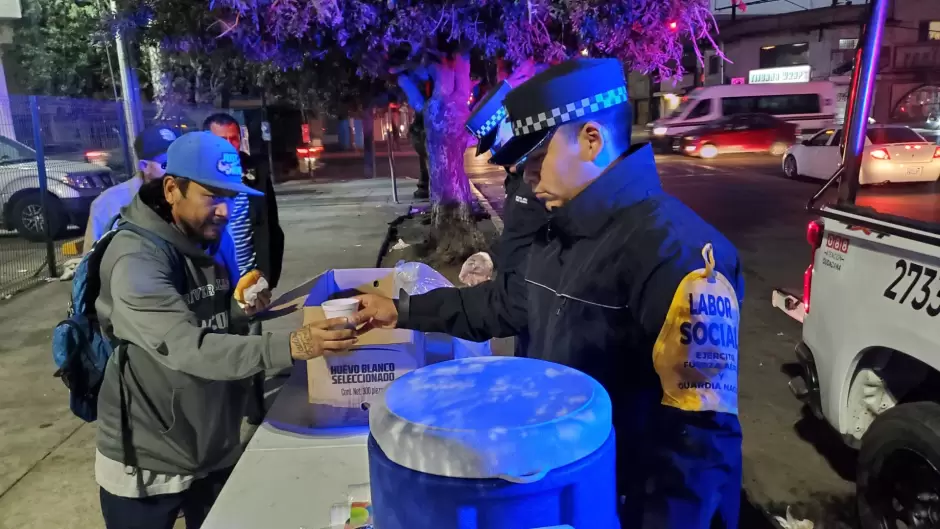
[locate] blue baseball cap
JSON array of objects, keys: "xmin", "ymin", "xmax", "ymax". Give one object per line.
[
  {"xmin": 134, "ymin": 126, "xmax": 178, "ymax": 161},
  {"xmin": 165, "ymin": 131, "xmax": 263, "ymax": 196}
]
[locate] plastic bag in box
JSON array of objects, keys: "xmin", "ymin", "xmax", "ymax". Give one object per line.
[{"xmin": 393, "ymin": 261, "xmax": 492, "ymax": 358}]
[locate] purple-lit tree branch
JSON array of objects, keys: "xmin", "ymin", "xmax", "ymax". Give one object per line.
[
  {"xmin": 209, "ymin": 0, "xmax": 722, "ymax": 80},
  {"xmin": 200, "ymin": 0, "xmax": 723, "ymax": 261}
]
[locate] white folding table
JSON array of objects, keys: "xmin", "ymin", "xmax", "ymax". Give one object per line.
[{"xmin": 202, "ymin": 361, "xmax": 371, "ymax": 529}]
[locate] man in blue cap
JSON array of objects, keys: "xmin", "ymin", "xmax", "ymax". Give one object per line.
[
  {"xmin": 83, "ymin": 126, "xmax": 178, "ymax": 251},
  {"xmin": 92, "ymin": 131, "xmax": 362, "ymax": 528},
  {"xmin": 356, "ymin": 59, "xmax": 745, "ymax": 529}
]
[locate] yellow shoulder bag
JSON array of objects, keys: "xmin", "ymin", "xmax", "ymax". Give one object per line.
[{"xmin": 652, "ymin": 243, "xmax": 740, "ymax": 415}]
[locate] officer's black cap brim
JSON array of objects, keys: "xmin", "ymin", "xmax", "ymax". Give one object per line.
[
  {"xmin": 487, "ymin": 128, "xmax": 552, "ymax": 167},
  {"xmin": 475, "ymin": 129, "xmax": 499, "ymax": 157}
]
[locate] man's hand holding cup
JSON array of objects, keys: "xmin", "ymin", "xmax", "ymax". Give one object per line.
[
  {"xmin": 288, "ymin": 317, "xmax": 362, "ymax": 361},
  {"xmin": 288, "ymin": 298, "xmax": 368, "ymax": 361}
]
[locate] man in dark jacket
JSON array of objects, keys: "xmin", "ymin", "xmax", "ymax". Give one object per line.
[
  {"xmin": 204, "ymin": 113, "xmax": 285, "ymax": 425},
  {"xmin": 355, "ymin": 59, "xmax": 744, "ymax": 529},
  {"xmin": 460, "ymin": 80, "xmax": 548, "ymax": 357},
  {"xmin": 409, "ymin": 111, "xmax": 431, "ymax": 200},
  {"xmin": 203, "ymin": 113, "xmax": 285, "ymax": 288}
]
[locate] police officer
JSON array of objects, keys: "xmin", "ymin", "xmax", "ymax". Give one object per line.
[
  {"xmin": 466, "ymin": 81, "xmax": 548, "ymax": 276},
  {"xmin": 463, "ymin": 80, "xmax": 548, "ymax": 357},
  {"xmin": 356, "ymin": 59, "xmax": 745, "ymax": 528}
]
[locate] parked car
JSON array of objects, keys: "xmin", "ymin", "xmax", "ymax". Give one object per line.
[
  {"xmin": 782, "ymin": 124, "xmax": 940, "ymax": 184},
  {"xmin": 676, "ymin": 113, "xmax": 798, "ymax": 159},
  {"xmin": 0, "ymin": 135, "xmax": 115, "ymax": 240}
]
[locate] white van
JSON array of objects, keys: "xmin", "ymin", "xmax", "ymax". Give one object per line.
[{"xmin": 648, "ymin": 81, "xmax": 837, "ymax": 151}]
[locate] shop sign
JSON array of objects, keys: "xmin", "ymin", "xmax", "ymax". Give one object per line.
[
  {"xmin": 894, "ymin": 43, "xmax": 940, "ymax": 71},
  {"xmin": 748, "ymin": 65, "xmax": 811, "ymax": 84}
]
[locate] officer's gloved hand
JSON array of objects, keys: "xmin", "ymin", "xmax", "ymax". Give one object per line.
[{"xmin": 459, "ymin": 252, "xmax": 494, "ymax": 286}]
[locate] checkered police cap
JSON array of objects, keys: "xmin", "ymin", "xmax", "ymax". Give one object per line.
[
  {"xmin": 467, "ymin": 80, "xmax": 515, "ymax": 156},
  {"xmin": 476, "ymin": 106, "xmax": 507, "ymax": 137},
  {"xmin": 512, "ymin": 86, "xmax": 628, "ymax": 136},
  {"xmin": 489, "ymin": 59, "xmax": 630, "ymax": 167},
  {"xmin": 466, "ymin": 81, "xmax": 512, "ymax": 139}
]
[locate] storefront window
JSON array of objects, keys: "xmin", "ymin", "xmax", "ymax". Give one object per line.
[
  {"xmin": 891, "ymin": 85, "xmax": 940, "ymax": 126},
  {"xmin": 926, "ymin": 21, "xmax": 940, "ymax": 41},
  {"xmin": 759, "ymin": 43, "xmax": 809, "ymax": 69}
]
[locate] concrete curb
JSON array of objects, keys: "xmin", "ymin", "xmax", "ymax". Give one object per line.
[
  {"xmin": 374, "ymin": 209, "xmax": 413, "ymax": 268},
  {"xmin": 468, "ymin": 180, "xmax": 504, "ymax": 233}
]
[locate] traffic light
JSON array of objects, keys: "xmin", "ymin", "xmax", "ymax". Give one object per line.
[{"xmin": 668, "ymin": 21, "xmax": 678, "ymax": 31}]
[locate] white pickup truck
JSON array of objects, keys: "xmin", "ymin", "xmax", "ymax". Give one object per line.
[
  {"xmin": 774, "ymin": 199, "xmax": 940, "ymax": 529},
  {"xmin": 0, "ymin": 135, "xmax": 114, "ymax": 240},
  {"xmin": 772, "ymin": 1, "xmax": 940, "ymax": 525}
]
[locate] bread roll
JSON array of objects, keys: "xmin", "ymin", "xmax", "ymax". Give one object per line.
[{"xmin": 234, "ymin": 269, "xmax": 263, "ymax": 304}]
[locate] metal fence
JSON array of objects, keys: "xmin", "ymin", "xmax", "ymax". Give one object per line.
[{"xmin": 0, "ymin": 96, "xmax": 216, "ymax": 299}]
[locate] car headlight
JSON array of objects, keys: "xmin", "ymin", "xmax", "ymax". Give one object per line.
[
  {"xmin": 653, "ymin": 127, "xmax": 668, "ymax": 136},
  {"xmin": 684, "ymin": 136, "xmax": 698, "ymax": 141},
  {"xmin": 65, "ymin": 174, "xmax": 97, "ymax": 189}
]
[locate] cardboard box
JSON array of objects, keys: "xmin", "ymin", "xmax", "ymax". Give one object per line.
[
  {"xmin": 260, "ymin": 265, "xmax": 489, "ymax": 431},
  {"xmin": 301, "ymin": 268, "xmax": 425, "ymax": 415}
]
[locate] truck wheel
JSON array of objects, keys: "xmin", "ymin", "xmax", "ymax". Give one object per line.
[
  {"xmin": 783, "ymin": 155, "xmax": 800, "ymax": 179},
  {"xmin": 9, "ymin": 192, "xmax": 66, "ymax": 242},
  {"xmin": 858, "ymin": 402, "xmax": 940, "ymax": 529}
]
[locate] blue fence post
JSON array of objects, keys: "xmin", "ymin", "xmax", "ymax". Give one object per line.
[
  {"xmin": 28, "ymin": 95, "xmax": 57, "ymax": 279},
  {"xmin": 116, "ymin": 101, "xmax": 135, "ymax": 182}
]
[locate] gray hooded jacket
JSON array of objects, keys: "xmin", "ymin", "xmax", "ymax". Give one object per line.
[{"xmin": 95, "ymin": 194, "xmax": 292, "ymax": 475}]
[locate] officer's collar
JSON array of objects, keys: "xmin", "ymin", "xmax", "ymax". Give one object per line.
[{"xmin": 550, "ymin": 143, "xmax": 663, "ymax": 238}]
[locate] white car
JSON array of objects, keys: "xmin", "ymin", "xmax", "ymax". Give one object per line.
[
  {"xmin": 0, "ymin": 135, "xmax": 114, "ymax": 240},
  {"xmin": 782, "ymin": 125, "xmax": 940, "ymax": 184}
]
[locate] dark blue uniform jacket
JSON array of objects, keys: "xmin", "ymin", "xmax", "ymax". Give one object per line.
[{"xmin": 400, "ymin": 143, "xmax": 744, "ymax": 528}]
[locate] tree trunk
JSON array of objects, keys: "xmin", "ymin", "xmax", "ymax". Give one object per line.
[{"xmin": 424, "ymin": 54, "xmax": 484, "ymax": 263}]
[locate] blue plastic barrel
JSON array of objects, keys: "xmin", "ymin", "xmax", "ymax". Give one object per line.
[{"xmin": 367, "ymin": 357, "xmax": 619, "ymax": 529}]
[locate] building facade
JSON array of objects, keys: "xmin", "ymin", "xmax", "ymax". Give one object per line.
[{"xmin": 702, "ymin": 1, "xmax": 940, "ymax": 125}]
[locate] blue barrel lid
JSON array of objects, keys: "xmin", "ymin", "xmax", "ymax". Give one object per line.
[{"xmin": 369, "ymin": 357, "xmax": 612, "ymax": 481}]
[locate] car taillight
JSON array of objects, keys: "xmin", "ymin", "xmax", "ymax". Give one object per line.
[
  {"xmin": 934, "ymin": 146, "xmax": 940, "ymax": 159},
  {"xmin": 804, "ymin": 220, "xmax": 824, "ymax": 314},
  {"xmin": 870, "ymin": 148, "xmax": 890, "ymax": 160}
]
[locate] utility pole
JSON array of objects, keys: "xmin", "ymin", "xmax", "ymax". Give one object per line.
[
  {"xmin": 108, "ymin": 0, "xmax": 144, "ymax": 156},
  {"xmin": 838, "ymin": 0, "xmax": 888, "ymax": 204}
]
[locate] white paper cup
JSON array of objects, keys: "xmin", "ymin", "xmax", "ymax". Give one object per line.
[{"xmin": 321, "ymin": 298, "xmax": 360, "ymax": 329}]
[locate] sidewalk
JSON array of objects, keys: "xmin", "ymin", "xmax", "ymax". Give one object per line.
[{"xmin": 0, "ymin": 178, "xmax": 418, "ymax": 529}]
